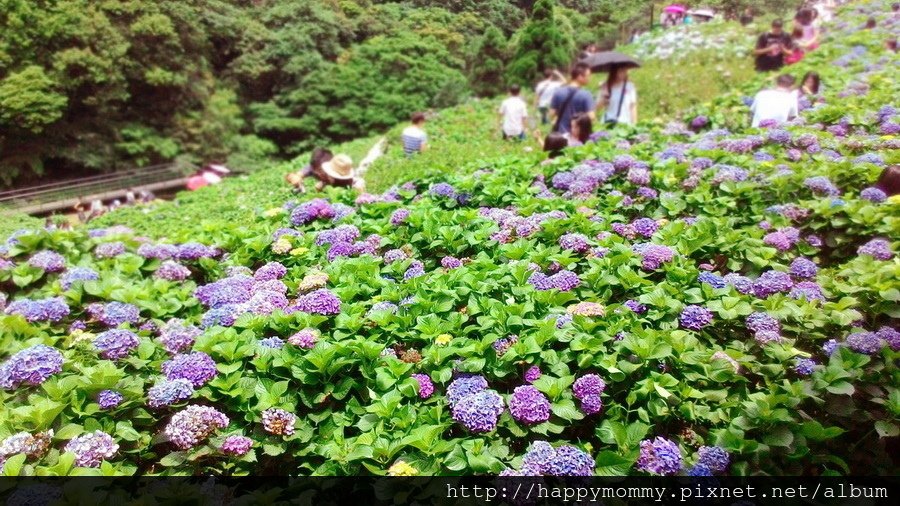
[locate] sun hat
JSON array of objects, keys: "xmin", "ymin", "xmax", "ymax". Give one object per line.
[{"xmin": 321, "ymin": 154, "xmax": 354, "ymax": 180}]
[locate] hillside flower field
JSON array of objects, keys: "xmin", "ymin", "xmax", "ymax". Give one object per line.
[{"xmin": 0, "ymin": 1, "xmax": 898, "ymax": 477}]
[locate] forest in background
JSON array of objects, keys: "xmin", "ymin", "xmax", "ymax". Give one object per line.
[{"xmin": 0, "ymin": 0, "xmax": 792, "ymax": 187}]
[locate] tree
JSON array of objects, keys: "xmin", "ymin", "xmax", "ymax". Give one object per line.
[
  {"xmin": 506, "ymin": 0, "xmax": 574, "ymax": 86},
  {"xmin": 468, "ymin": 26, "xmax": 510, "ymax": 97}
]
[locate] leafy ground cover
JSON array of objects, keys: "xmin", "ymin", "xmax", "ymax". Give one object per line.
[{"xmin": 0, "ymin": 0, "xmax": 898, "ymax": 477}]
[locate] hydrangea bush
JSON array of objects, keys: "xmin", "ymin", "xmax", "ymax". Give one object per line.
[{"xmin": 0, "ymin": 0, "xmax": 897, "ymax": 477}]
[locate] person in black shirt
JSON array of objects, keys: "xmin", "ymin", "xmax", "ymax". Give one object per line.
[
  {"xmin": 740, "ymin": 7, "xmax": 754, "ymax": 25},
  {"xmin": 754, "ymin": 20, "xmax": 793, "ymax": 72}
]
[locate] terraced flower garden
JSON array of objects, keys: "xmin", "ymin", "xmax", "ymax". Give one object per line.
[{"xmin": 0, "ymin": 0, "xmax": 897, "ymax": 476}]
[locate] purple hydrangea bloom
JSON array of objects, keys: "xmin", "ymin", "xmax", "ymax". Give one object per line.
[
  {"xmin": 789, "ymin": 258, "xmax": 818, "ymax": 279},
  {"xmin": 97, "ymin": 390, "xmax": 123, "ymax": 410},
  {"xmin": 262, "ymin": 408, "xmax": 296, "ymax": 436},
  {"xmin": 857, "ymin": 239, "xmax": 893, "ymax": 260},
  {"xmin": 559, "ymin": 233, "xmax": 590, "ymax": 253},
  {"xmin": 288, "ymin": 328, "xmax": 319, "ymax": 349},
  {"xmin": 403, "ymin": 260, "xmax": 426, "ymax": 280},
  {"xmin": 165, "ymin": 405, "xmax": 229, "ymax": 449},
  {"xmin": 326, "ymin": 241, "xmax": 354, "ymax": 261},
  {"xmin": 789, "ymin": 281, "xmax": 826, "ymax": 301},
  {"xmin": 158, "ymin": 319, "xmax": 202, "ymax": 355},
  {"xmin": 293, "ymin": 289, "xmax": 341, "ymax": 315},
  {"xmin": 411, "ymin": 373, "xmax": 434, "ymax": 399},
  {"xmin": 696, "ymin": 446, "xmax": 730, "ymax": 473},
  {"xmin": 624, "ymin": 299, "xmax": 648, "ymax": 313},
  {"xmin": 637, "ymin": 437, "xmax": 682, "ymax": 475},
  {"xmin": 452, "ymin": 389, "xmax": 505, "ymax": 433},
  {"xmin": 28, "ymin": 250, "xmax": 66, "ymax": 272},
  {"xmin": 746, "ymin": 312, "xmax": 780, "ymax": 335},
  {"xmin": 549, "ymin": 270, "xmax": 580, "ymax": 291},
  {"xmin": 290, "ymin": 198, "xmax": 335, "ymax": 225},
  {"xmin": 147, "ymin": 378, "xmax": 195, "ymax": 408},
  {"xmin": 627, "ymin": 167, "xmax": 651, "ymax": 185},
  {"xmin": 793, "ymin": 358, "xmax": 817, "ymax": 376},
  {"xmin": 221, "ymin": 435, "xmax": 253, "ymax": 456},
  {"xmin": 4, "ymin": 297, "xmax": 70, "ymax": 323},
  {"xmin": 162, "ymin": 352, "xmax": 217, "ymax": 387},
  {"xmin": 698, "ymin": 272, "xmax": 726, "ymax": 289},
  {"xmin": 554, "ymin": 313, "xmax": 573, "ymax": 328},
  {"xmin": 60, "ymin": 267, "xmax": 99, "ymax": 290},
  {"xmin": 316, "ymin": 225, "xmax": 360, "ymax": 246},
  {"xmin": 429, "ymin": 183, "xmax": 456, "ymax": 199},
  {"xmin": 822, "ymin": 339, "xmax": 840, "ymax": 356},
  {"xmin": 723, "ymin": 273, "xmax": 754, "ymax": 294},
  {"xmin": 94, "ymin": 329, "xmax": 140, "ymax": 360},
  {"xmin": 175, "ymin": 242, "xmax": 218, "ymax": 261},
  {"xmin": 632, "ymin": 218, "xmax": 659, "ymax": 238},
  {"xmin": 804, "ymin": 176, "xmax": 841, "ymax": 196},
  {"xmin": 64, "ymin": 431, "xmax": 118, "ymax": 467},
  {"xmin": 752, "ymin": 270, "xmax": 794, "ymax": 298},
  {"xmin": 137, "ymin": 243, "xmax": 179, "ymax": 260},
  {"xmin": 763, "ymin": 230, "xmax": 799, "ymax": 252},
  {"xmin": 244, "ymin": 290, "xmax": 289, "ymax": 316},
  {"xmin": 254, "ymin": 262, "xmax": 287, "ymax": 281},
  {"xmin": 383, "ymin": 249, "xmax": 408, "ymax": 264},
  {"xmin": 679, "ymin": 305, "xmax": 713, "ymax": 331},
  {"xmin": 200, "ymin": 305, "xmax": 241, "ymax": 329},
  {"xmin": 845, "ymin": 332, "xmax": 883, "ymax": 355},
  {"xmin": 635, "ymin": 244, "xmax": 675, "ymax": 271},
  {"xmin": 390, "ymin": 208, "xmax": 410, "ymax": 225},
  {"xmin": 543, "ymin": 445, "xmax": 596, "ymax": 476},
  {"xmin": 508, "ymin": 385, "xmax": 551, "ymax": 425},
  {"xmin": 0, "ymin": 345, "xmax": 64, "ymax": 390},
  {"xmin": 441, "ymin": 256, "xmax": 462, "ymax": 269},
  {"xmin": 95, "ymin": 242, "xmax": 126, "ymax": 259},
  {"xmin": 691, "ymin": 115, "xmax": 708, "ymax": 129},
  {"xmin": 331, "ymin": 203, "xmax": 355, "ymax": 221},
  {"xmin": 853, "ymin": 153, "xmax": 885, "ymax": 166},
  {"xmin": 860, "ymin": 187, "xmax": 887, "ymax": 203},
  {"xmin": 368, "ymin": 301, "xmax": 398, "ymax": 315},
  {"xmin": 877, "ymin": 327, "xmax": 900, "ymax": 351},
  {"xmin": 258, "ymin": 336, "xmax": 285, "ymax": 349},
  {"xmin": 688, "ymin": 464, "xmax": 713, "ymax": 476},
  {"xmin": 446, "ymin": 375, "xmax": 488, "ymax": 407},
  {"xmin": 767, "ymin": 129, "xmax": 792, "ymax": 144},
  {"xmin": 87, "ymin": 301, "xmax": 141, "ymax": 327},
  {"xmin": 524, "ymin": 366, "xmax": 542, "ymax": 383},
  {"xmin": 573, "ymin": 374, "xmax": 606, "ymax": 400},
  {"xmin": 578, "ymin": 394, "xmax": 603, "ymax": 415},
  {"xmin": 155, "ymin": 261, "xmax": 192, "ymax": 281}
]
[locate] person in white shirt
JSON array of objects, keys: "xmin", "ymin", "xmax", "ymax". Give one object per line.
[
  {"xmin": 597, "ymin": 66, "xmax": 638, "ymax": 126},
  {"xmin": 401, "ymin": 112, "xmax": 428, "ymax": 157},
  {"xmin": 750, "ymin": 74, "xmax": 799, "ymax": 127},
  {"xmin": 499, "ymin": 85, "xmax": 528, "ymax": 140},
  {"xmin": 534, "ymin": 69, "xmax": 564, "ymax": 125}
]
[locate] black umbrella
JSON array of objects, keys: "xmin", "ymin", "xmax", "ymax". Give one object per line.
[{"xmin": 579, "ymin": 51, "xmax": 641, "ymax": 73}]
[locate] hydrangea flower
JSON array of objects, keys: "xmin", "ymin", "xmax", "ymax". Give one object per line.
[
  {"xmin": 288, "ymin": 328, "xmax": 319, "ymax": 348},
  {"xmin": 87, "ymin": 301, "xmax": 141, "ymax": 327},
  {"xmin": 176, "ymin": 242, "xmax": 219, "ymax": 261},
  {"xmin": 636, "ymin": 437, "xmax": 682, "ymax": 475},
  {"xmin": 804, "ymin": 176, "xmax": 841, "ymax": 196},
  {"xmin": 262, "ymin": 408, "xmax": 296, "ymax": 436},
  {"xmin": 698, "ymin": 272, "xmax": 726, "ymax": 289},
  {"xmin": 293, "ymin": 289, "xmax": 341, "ymax": 315},
  {"xmin": 158, "ymin": 319, "xmax": 203, "ymax": 355},
  {"xmin": 845, "ymin": 332, "xmax": 882, "ymax": 355},
  {"xmin": 165, "ymin": 405, "xmax": 229, "ymax": 449},
  {"xmin": 411, "ymin": 373, "xmax": 434, "ymax": 399},
  {"xmin": 789, "ymin": 258, "xmax": 818, "ymax": 279},
  {"xmin": 28, "ymin": 250, "xmax": 66, "ymax": 272},
  {"xmin": 696, "ymin": 446, "xmax": 730, "ymax": 473},
  {"xmin": 789, "ymin": 281, "xmax": 826, "ymax": 301},
  {"xmin": 679, "ymin": 305, "xmax": 713, "ymax": 330},
  {"xmin": 441, "ymin": 256, "xmax": 462, "ymax": 269},
  {"xmin": 508, "ymin": 385, "xmax": 550, "ymax": 425},
  {"xmin": 94, "ymin": 329, "xmax": 140, "ymax": 360},
  {"xmin": 64, "ymin": 431, "xmax": 118, "ymax": 467},
  {"xmin": 95, "ymin": 242, "xmax": 126, "ymax": 259},
  {"xmin": 877, "ymin": 327, "xmax": 900, "ymax": 351},
  {"xmin": 524, "ymin": 365, "xmax": 541, "ymax": 383},
  {"xmin": 429, "ymin": 183, "xmax": 456, "ymax": 199},
  {"xmin": 451, "ymin": 389, "xmax": 505, "ymax": 433},
  {"xmin": 4, "ymin": 297, "xmax": 70, "ymax": 322},
  {"xmin": 254, "ymin": 262, "xmax": 287, "ymax": 281},
  {"xmin": 137, "ymin": 243, "xmax": 179, "ymax": 260},
  {"xmin": 0, "ymin": 345, "xmax": 64, "ymax": 389},
  {"xmin": 162, "ymin": 352, "xmax": 217, "ymax": 387},
  {"xmin": 559, "ymin": 233, "xmax": 590, "ymax": 253},
  {"xmin": 155, "ymin": 261, "xmax": 192, "ymax": 281},
  {"xmin": 221, "ymin": 435, "xmax": 253, "ymax": 456},
  {"xmin": 390, "ymin": 208, "xmax": 410, "ymax": 225},
  {"xmin": 631, "ymin": 218, "xmax": 659, "ymax": 238},
  {"xmin": 60, "ymin": 267, "xmax": 99, "ymax": 290},
  {"xmin": 635, "ymin": 244, "xmax": 675, "ymax": 271},
  {"xmin": 97, "ymin": 390, "xmax": 124, "ymax": 410},
  {"xmin": 752, "ymin": 270, "xmax": 794, "ymax": 297},
  {"xmin": 403, "ymin": 261, "xmax": 426, "ymax": 280},
  {"xmin": 446, "ymin": 375, "xmax": 488, "ymax": 407},
  {"xmin": 258, "ymin": 336, "xmax": 285, "ymax": 350},
  {"xmin": 857, "ymin": 239, "xmax": 893, "ymax": 260},
  {"xmin": 793, "ymin": 358, "xmax": 817, "ymax": 376},
  {"xmin": 0, "ymin": 430, "xmax": 53, "ymax": 462},
  {"xmin": 573, "ymin": 374, "xmax": 606, "ymax": 400},
  {"xmin": 290, "ymin": 198, "xmax": 335, "ymax": 225},
  {"xmin": 147, "ymin": 378, "xmax": 195, "ymax": 408},
  {"xmin": 567, "ymin": 301, "xmax": 605, "ymax": 316},
  {"xmin": 860, "ymin": 187, "xmax": 887, "ymax": 203}
]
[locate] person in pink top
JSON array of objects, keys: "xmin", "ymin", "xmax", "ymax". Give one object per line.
[{"xmin": 186, "ymin": 165, "xmax": 230, "ymax": 191}]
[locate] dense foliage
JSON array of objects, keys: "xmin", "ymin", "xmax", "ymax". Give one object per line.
[{"xmin": 0, "ymin": 1, "xmax": 897, "ymax": 477}]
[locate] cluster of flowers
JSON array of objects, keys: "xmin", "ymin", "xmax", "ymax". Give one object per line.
[
  {"xmin": 165, "ymin": 405, "xmax": 230, "ymax": 449},
  {"xmin": 500, "ymin": 441, "xmax": 595, "ymax": 476},
  {"xmin": 446, "ymin": 375, "xmax": 505, "ymax": 433},
  {"xmin": 87, "ymin": 301, "xmax": 141, "ymax": 327},
  {"xmin": 0, "ymin": 345, "xmax": 64, "ymax": 390},
  {"xmin": 315, "ymin": 224, "xmax": 383, "ymax": 261},
  {"xmin": 527, "ymin": 268, "xmax": 581, "ymax": 292},
  {"xmin": 478, "ymin": 207, "xmax": 567, "ymax": 243},
  {"xmin": 4, "ymin": 297, "xmax": 70, "ymax": 323}
]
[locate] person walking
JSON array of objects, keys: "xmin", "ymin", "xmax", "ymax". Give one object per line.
[
  {"xmin": 597, "ymin": 66, "xmax": 638, "ymax": 126},
  {"xmin": 549, "ymin": 63, "xmax": 595, "ymax": 135},
  {"xmin": 499, "ymin": 85, "xmax": 528, "ymax": 140},
  {"xmin": 401, "ymin": 112, "xmax": 429, "ymax": 157},
  {"xmin": 535, "ymin": 69, "xmax": 564, "ymax": 125},
  {"xmin": 750, "ymin": 74, "xmax": 799, "ymax": 127},
  {"xmin": 753, "ymin": 20, "xmax": 793, "ymax": 72},
  {"xmin": 793, "ymin": 8, "xmax": 820, "ymax": 51}
]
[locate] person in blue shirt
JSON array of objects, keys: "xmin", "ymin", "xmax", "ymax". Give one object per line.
[{"xmin": 549, "ymin": 63, "xmax": 596, "ymax": 134}]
